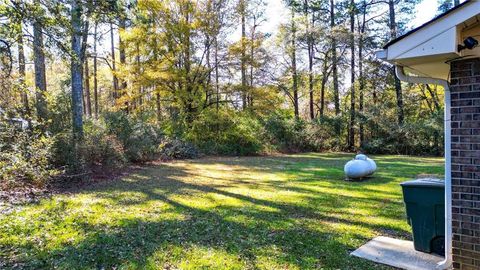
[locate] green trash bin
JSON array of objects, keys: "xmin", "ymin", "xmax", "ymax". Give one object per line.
[{"xmin": 400, "ymin": 178, "xmax": 445, "ymax": 255}]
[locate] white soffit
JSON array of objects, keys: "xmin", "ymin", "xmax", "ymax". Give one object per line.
[
  {"xmin": 400, "ymin": 62, "xmax": 451, "ymax": 80},
  {"xmin": 397, "ymin": 53, "xmax": 458, "ymax": 79},
  {"xmin": 460, "ymin": 17, "xmax": 480, "ymax": 58}
]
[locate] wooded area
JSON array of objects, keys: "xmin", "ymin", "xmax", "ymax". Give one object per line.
[{"xmin": 0, "ymin": 0, "xmax": 454, "ymax": 188}]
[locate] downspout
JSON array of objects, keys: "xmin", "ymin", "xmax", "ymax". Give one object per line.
[{"xmin": 395, "ymin": 66, "xmax": 452, "ymax": 270}]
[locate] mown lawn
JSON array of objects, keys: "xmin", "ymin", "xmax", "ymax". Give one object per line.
[{"xmin": 0, "ymin": 153, "xmax": 443, "ymax": 270}]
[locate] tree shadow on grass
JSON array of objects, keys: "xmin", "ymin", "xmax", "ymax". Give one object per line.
[
  {"xmin": 95, "ymin": 168, "xmax": 406, "ymax": 224},
  {"xmin": 1, "ymin": 154, "xmax": 439, "ymax": 269},
  {"xmin": 84, "ymin": 170, "xmax": 405, "ymax": 266},
  {"xmin": 195, "ymin": 154, "xmax": 443, "ymax": 191},
  {"xmin": 3, "ymin": 186, "xmax": 385, "ymax": 269}
]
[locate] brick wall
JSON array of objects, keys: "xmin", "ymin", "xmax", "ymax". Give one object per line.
[{"xmin": 450, "ymin": 58, "xmax": 480, "ymax": 270}]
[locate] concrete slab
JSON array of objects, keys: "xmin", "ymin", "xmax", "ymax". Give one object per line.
[{"xmin": 351, "ymin": 236, "xmax": 444, "ymax": 270}]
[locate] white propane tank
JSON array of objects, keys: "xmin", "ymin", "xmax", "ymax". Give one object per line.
[
  {"xmin": 355, "ymin": 154, "xmax": 367, "ymax": 160},
  {"xmin": 366, "ymin": 158, "xmax": 377, "ymax": 175},
  {"xmin": 344, "ymin": 154, "xmax": 377, "ymax": 180}
]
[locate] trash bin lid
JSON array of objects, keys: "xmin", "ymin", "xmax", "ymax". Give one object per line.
[{"xmin": 400, "ymin": 178, "xmax": 445, "ymax": 187}]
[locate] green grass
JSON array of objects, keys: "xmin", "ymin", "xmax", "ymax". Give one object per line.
[{"xmin": 0, "ymin": 153, "xmax": 443, "ymax": 269}]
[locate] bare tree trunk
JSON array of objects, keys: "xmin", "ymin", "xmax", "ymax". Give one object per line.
[
  {"xmin": 330, "ymin": 0, "xmax": 340, "ymax": 137},
  {"xmin": 215, "ymin": 36, "xmax": 220, "ymax": 112},
  {"xmin": 155, "ymin": 87, "xmax": 161, "ymax": 122},
  {"xmin": 152, "ymin": 34, "xmax": 161, "ymax": 123},
  {"xmin": 118, "ymin": 16, "xmax": 128, "ymax": 111},
  {"xmin": 389, "ymin": 0, "xmax": 404, "ymax": 125},
  {"xmin": 205, "ymin": 0, "xmax": 213, "ymax": 101},
  {"xmin": 84, "ymin": 57, "xmax": 92, "ymax": 118},
  {"xmin": 18, "ymin": 24, "xmax": 29, "ymax": 119},
  {"xmin": 319, "ymin": 55, "xmax": 329, "ymax": 118},
  {"xmin": 206, "ymin": 35, "xmax": 211, "ymax": 103},
  {"xmin": 291, "ymin": 7, "xmax": 299, "ymax": 118},
  {"xmin": 320, "ymin": 76, "xmax": 327, "ymax": 117},
  {"xmin": 139, "ymin": 88, "xmax": 144, "ymax": 111},
  {"xmin": 305, "ymin": 0, "xmax": 315, "ymax": 120},
  {"xmin": 240, "ymin": 0, "xmax": 247, "ymax": 109},
  {"xmin": 358, "ymin": 0, "xmax": 367, "ymax": 146},
  {"xmin": 419, "ymin": 85, "xmax": 434, "ymax": 113},
  {"xmin": 330, "ymin": 0, "xmax": 339, "ymax": 117},
  {"xmin": 348, "ymin": 0, "xmax": 355, "ymax": 150},
  {"xmin": 71, "ymin": 0, "xmax": 85, "ymax": 139},
  {"xmin": 358, "ymin": 20, "xmax": 365, "ymax": 146},
  {"xmin": 110, "ymin": 23, "xmax": 118, "ymax": 100},
  {"xmin": 33, "ymin": 2, "xmax": 48, "ymax": 122},
  {"xmin": 183, "ymin": 7, "xmax": 195, "ymax": 124},
  {"xmin": 249, "ymin": 28, "xmax": 254, "ymax": 107},
  {"xmin": 136, "ymin": 42, "xmax": 142, "ymax": 110},
  {"xmin": 425, "ymin": 84, "xmax": 441, "ymax": 111},
  {"xmin": 249, "ymin": 16, "xmax": 259, "ymax": 107},
  {"xmin": 93, "ymin": 23, "xmax": 99, "ymax": 119},
  {"xmin": 82, "ymin": 82, "xmax": 86, "ymax": 115}
]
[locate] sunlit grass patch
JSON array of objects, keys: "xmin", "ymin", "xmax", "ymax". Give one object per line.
[{"xmin": 0, "ymin": 153, "xmax": 443, "ymax": 269}]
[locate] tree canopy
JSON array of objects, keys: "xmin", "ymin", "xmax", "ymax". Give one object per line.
[{"xmin": 0, "ymin": 0, "xmax": 454, "ymax": 186}]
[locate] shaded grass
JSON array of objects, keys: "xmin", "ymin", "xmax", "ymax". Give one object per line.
[{"xmin": 0, "ymin": 153, "xmax": 443, "ymax": 269}]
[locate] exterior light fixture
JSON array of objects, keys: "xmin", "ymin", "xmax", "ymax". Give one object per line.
[{"xmin": 458, "ymin": 37, "xmax": 479, "ymax": 52}]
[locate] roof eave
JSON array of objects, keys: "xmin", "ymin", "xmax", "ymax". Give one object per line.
[{"xmin": 382, "ymin": 1, "xmax": 472, "ymax": 50}]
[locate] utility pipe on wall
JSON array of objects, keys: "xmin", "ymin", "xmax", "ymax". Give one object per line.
[{"xmin": 395, "ymin": 66, "xmax": 452, "ymax": 270}]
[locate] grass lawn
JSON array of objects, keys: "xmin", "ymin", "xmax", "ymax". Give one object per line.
[{"xmin": 0, "ymin": 153, "xmax": 444, "ymax": 270}]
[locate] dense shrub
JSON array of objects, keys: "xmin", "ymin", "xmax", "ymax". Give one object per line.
[
  {"xmin": 307, "ymin": 116, "xmax": 345, "ymax": 151},
  {"xmin": 123, "ymin": 122, "xmax": 163, "ymax": 162},
  {"xmin": 1, "ymin": 102, "xmax": 445, "ymax": 190},
  {"xmin": 0, "ymin": 123, "xmax": 57, "ymax": 188},
  {"xmin": 103, "ymin": 111, "xmax": 133, "ymax": 144},
  {"xmin": 187, "ymin": 110, "xmax": 351, "ymax": 155},
  {"xmin": 360, "ymin": 109, "xmax": 443, "ymax": 156},
  {"xmin": 158, "ymin": 138, "xmax": 200, "ymax": 160},
  {"xmin": 82, "ymin": 122, "xmax": 127, "ymax": 168},
  {"xmin": 104, "ymin": 111, "xmax": 164, "ymax": 162},
  {"xmin": 361, "ymin": 121, "xmax": 443, "ymax": 156},
  {"xmin": 50, "ymin": 132, "xmax": 78, "ymax": 171},
  {"xmin": 48, "ymin": 88, "xmax": 73, "ymax": 134},
  {"xmin": 186, "ymin": 109, "xmax": 263, "ymax": 155},
  {"xmin": 51, "ymin": 122, "xmax": 127, "ymax": 174},
  {"xmin": 262, "ymin": 113, "xmax": 322, "ymax": 152}
]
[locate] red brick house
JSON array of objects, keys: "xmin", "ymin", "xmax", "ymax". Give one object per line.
[{"xmin": 377, "ymin": 1, "xmax": 480, "ymax": 269}]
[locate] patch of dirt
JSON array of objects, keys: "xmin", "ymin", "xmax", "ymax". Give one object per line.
[
  {"xmin": 49, "ymin": 164, "xmax": 143, "ymax": 193},
  {"xmin": 0, "ymin": 164, "xmax": 145, "ymax": 215},
  {"xmin": 377, "ymin": 228, "xmax": 412, "ymax": 241},
  {"xmin": 0, "ymin": 186, "xmax": 52, "ymax": 215}
]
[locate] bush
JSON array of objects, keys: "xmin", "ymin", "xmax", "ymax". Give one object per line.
[
  {"xmin": 361, "ymin": 122, "xmax": 443, "ymax": 155},
  {"xmin": 104, "ymin": 111, "xmax": 163, "ymax": 162},
  {"xmin": 103, "ymin": 111, "xmax": 133, "ymax": 144},
  {"xmin": 262, "ymin": 113, "xmax": 317, "ymax": 152},
  {"xmin": 158, "ymin": 138, "xmax": 200, "ymax": 160},
  {"xmin": 186, "ymin": 109, "xmax": 263, "ymax": 155},
  {"xmin": 307, "ymin": 116, "xmax": 345, "ymax": 151},
  {"xmin": 51, "ymin": 121, "xmax": 127, "ymax": 175},
  {"xmin": 123, "ymin": 121, "xmax": 163, "ymax": 162},
  {"xmin": 50, "ymin": 132, "xmax": 77, "ymax": 171},
  {"xmin": 0, "ymin": 123, "xmax": 57, "ymax": 189},
  {"xmin": 82, "ymin": 122, "xmax": 127, "ymax": 169},
  {"xmin": 360, "ymin": 109, "xmax": 443, "ymax": 156}
]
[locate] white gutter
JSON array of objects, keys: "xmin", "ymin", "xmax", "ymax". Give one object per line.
[{"xmin": 395, "ymin": 66, "xmax": 452, "ymax": 270}]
